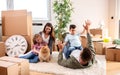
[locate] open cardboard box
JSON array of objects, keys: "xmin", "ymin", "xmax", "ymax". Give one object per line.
[
  {"xmin": 0, "ymin": 56, "xmax": 29, "ymax": 75},
  {"xmin": 0, "ymin": 60, "xmax": 19, "ymax": 75}
]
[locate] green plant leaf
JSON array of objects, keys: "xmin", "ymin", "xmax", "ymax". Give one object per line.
[{"xmin": 53, "ymin": 0, "xmax": 73, "ymax": 40}]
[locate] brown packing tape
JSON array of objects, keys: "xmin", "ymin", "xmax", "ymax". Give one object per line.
[{"xmin": 0, "ymin": 42, "xmax": 6, "ymax": 57}]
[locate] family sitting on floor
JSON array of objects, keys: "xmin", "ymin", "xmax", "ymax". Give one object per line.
[{"xmin": 17, "ymin": 20, "xmax": 96, "ymax": 69}]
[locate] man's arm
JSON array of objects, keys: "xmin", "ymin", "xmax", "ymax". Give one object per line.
[
  {"xmin": 87, "ymin": 32, "xmax": 95, "ymax": 54},
  {"xmin": 58, "ymin": 51, "xmax": 81, "ymax": 69},
  {"xmin": 84, "ymin": 20, "xmax": 95, "ymax": 55}
]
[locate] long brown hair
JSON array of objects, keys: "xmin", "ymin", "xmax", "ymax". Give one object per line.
[
  {"xmin": 43, "ymin": 22, "xmax": 55, "ymax": 41},
  {"xmin": 33, "ymin": 34, "xmax": 42, "ymax": 44}
]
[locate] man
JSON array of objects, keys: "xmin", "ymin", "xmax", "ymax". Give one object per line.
[{"xmin": 57, "ymin": 20, "xmax": 96, "ymax": 69}]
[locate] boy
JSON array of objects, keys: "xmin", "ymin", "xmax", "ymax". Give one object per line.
[{"xmin": 63, "ymin": 24, "xmax": 84, "ymax": 59}]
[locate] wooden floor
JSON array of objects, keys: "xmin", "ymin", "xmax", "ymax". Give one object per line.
[
  {"xmin": 30, "ymin": 61, "xmax": 120, "ymax": 75},
  {"xmin": 107, "ymin": 61, "xmax": 120, "ymax": 75}
]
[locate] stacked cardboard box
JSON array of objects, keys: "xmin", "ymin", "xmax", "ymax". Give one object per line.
[
  {"xmin": 0, "ymin": 42, "xmax": 5, "ymax": 57},
  {"xmin": 0, "ymin": 56, "xmax": 29, "ymax": 75},
  {"xmin": 1, "ymin": 10, "xmax": 33, "ymax": 53},
  {"xmin": 90, "ymin": 29, "xmax": 102, "ymax": 38}
]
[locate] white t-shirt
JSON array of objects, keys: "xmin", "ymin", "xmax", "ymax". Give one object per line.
[
  {"xmin": 64, "ymin": 33, "xmax": 81, "ymax": 47},
  {"xmin": 70, "ymin": 50, "xmax": 82, "ymax": 62},
  {"xmin": 42, "ymin": 32, "xmax": 50, "ymax": 44}
]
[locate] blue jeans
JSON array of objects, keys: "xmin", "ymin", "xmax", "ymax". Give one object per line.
[
  {"xmin": 63, "ymin": 45, "xmax": 83, "ymax": 59},
  {"xmin": 19, "ymin": 51, "xmax": 39, "ymax": 63}
]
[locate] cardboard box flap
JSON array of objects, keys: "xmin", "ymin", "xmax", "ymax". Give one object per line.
[
  {"xmin": 0, "ymin": 61, "xmax": 17, "ymax": 67},
  {"xmin": 0, "ymin": 56, "xmax": 28, "ymax": 63}
]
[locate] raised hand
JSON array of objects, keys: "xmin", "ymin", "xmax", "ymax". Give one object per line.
[
  {"xmin": 83, "ymin": 19, "xmax": 91, "ymax": 32},
  {"xmin": 85, "ymin": 19, "xmax": 91, "ymax": 26}
]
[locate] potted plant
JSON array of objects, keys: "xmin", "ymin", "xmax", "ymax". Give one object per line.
[{"xmin": 53, "ymin": 0, "xmax": 73, "ymax": 41}]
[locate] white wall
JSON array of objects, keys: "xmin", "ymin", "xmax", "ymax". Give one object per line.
[
  {"xmin": 0, "ymin": 0, "xmax": 109, "ymax": 41},
  {"xmin": 118, "ymin": 0, "xmax": 120, "ymax": 19},
  {"xmin": 51, "ymin": 0, "xmax": 109, "ymax": 32},
  {"xmin": 108, "ymin": 0, "xmax": 119, "ymax": 39}
]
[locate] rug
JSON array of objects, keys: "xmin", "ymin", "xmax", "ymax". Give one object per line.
[{"xmin": 30, "ymin": 51, "xmax": 106, "ymax": 75}]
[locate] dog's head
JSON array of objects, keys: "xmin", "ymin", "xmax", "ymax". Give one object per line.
[{"xmin": 40, "ymin": 46, "xmax": 50, "ymax": 55}]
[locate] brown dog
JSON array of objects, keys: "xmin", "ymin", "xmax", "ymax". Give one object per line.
[{"xmin": 39, "ymin": 46, "xmax": 50, "ymax": 62}]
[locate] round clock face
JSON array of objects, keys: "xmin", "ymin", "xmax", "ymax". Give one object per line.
[{"xmin": 5, "ymin": 35, "xmax": 28, "ymax": 57}]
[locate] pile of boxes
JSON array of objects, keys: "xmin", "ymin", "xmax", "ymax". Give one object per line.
[
  {"xmin": 0, "ymin": 10, "xmax": 32, "ymax": 75},
  {"xmin": 1, "ymin": 10, "xmax": 33, "ymax": 52}
]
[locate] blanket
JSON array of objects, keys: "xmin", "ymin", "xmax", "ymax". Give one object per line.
[{"xmin": 30, "ymin": 51, "xmax": 106, "ymax": 75}]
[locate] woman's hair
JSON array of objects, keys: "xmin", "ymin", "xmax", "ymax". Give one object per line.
[
  {"xmin": 81, "ymin": 47, "xmax": 93, "ymax": 62},
  {"xmin": 43, "ymin": 22, "xmax": 55, "ymax": 41},
  {"xmin": 33, "ymin": 34, "xmax": 42, "ymax": 44}
]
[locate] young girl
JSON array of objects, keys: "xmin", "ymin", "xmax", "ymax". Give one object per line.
[{"xmin": 19, "ymin": 34, "xmax": 47, "ymax": 63}]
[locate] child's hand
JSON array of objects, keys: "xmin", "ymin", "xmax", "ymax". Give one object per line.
[
  {"xmin": 33, "ymin": 47, "xmax": 36, "ymax": 52},
  {"xmin": 58, "ymin": 43, "xmax": 64, "ymax": 52}
]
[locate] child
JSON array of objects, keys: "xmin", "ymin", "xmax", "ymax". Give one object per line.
[
  {"xmin": 19, "ymin": 34, "xmax": 47, "ymax": 63},
  {"xmin": 62, "ymin": 24, "xmax": 84, "ymax": 59}
]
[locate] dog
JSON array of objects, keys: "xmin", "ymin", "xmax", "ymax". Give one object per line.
[{"xmin": 39, "ymin": 46, "xmax": 50, "ymax": 62}]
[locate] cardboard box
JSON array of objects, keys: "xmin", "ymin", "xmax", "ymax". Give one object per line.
[
  {"xmin": 106, "ymin": 48, "xmax": 120, "ymax": 61},
  {"xmin": 90, "ymin": 29, "xmax": 102, "ymax": 36},
  {"xmin": 0, "ymin": 56, "xmax": 29, "ymax": 75},
  {"xmin": 0, "ymin": 42, "xmax": 6, "ymax": 57},
  {"xmin": 2, "ymin": 35, "xmax": 32, "ymax": 52},
  {"xmin": 2, "ymin": 10, "xmax": 32, "ymax": 36},
  {"xmin": 80, "ymin": 36, "xmax": 87, "ymax": 48},
  {"xmin": 94, "ymin": 42, "xmax": 106, "ymax": 55},
  {"xmin": 0, "ymin": 60, "xmax": 19, "ymax": 75}
]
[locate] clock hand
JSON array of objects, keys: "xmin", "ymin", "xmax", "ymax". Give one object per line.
[{"xmin": 14, "ymin": 44, "xmax": 20, "ymax": 47}]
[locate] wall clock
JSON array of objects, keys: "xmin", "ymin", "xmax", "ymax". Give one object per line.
[{"xmin": 5, "ymin": 35, "xmax": 28, "ymax": 57}]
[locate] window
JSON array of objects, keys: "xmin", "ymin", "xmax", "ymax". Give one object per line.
[
  {"xmin": 0, "ymin": 0, "xmax": 51, "ymax": 21},
  {"xmin": 13, "ymin": 0, "xmax": 51, "ymax": 21},
  {"xmin": 0, "ymin": 0, "xmax": 7, "ymax": 20}
]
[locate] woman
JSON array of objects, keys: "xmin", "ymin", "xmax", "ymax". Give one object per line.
[{"xmin": 39, "ymin": 22, "xmax": 55, "ymax": 54}]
